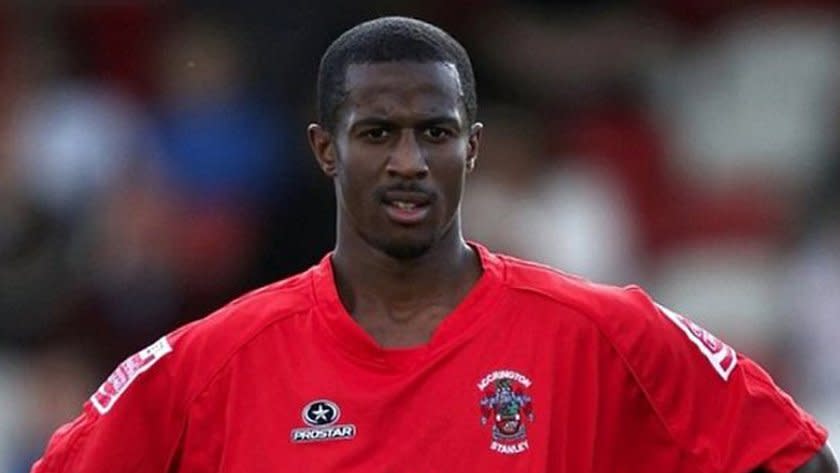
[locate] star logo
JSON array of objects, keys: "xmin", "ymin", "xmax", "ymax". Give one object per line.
[
  {"xmin": 292, "ymin": 399, "xmax": 356, "ymax": 444},
  {"xmin": 311, "ymin": 404, "xmax": 331, "ymax": 421},
  {"xmin": 302, "ymin": 400, "xmax": 340, "ymax": 426}
]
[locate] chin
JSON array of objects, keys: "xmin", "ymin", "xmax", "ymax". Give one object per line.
[{"xmin": 369, "ymin": 233, "xmax": 436, "ymax": 260}]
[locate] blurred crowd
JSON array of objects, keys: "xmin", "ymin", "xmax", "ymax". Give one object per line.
[{"xmin": 1, "ymin": 1, "xmax": 839, "ymax": 470}]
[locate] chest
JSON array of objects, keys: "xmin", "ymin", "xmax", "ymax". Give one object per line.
[{"xmin": 175, "ymin": 323, "xmax": 675, "ymax": 472}]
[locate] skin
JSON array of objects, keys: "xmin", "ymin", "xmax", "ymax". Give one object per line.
[
  {"xmin": 308, "ymin": 61, "xmax": 482, "ymax": 347},
  {"xmin": 308, "ymin": 60, "xmax": 837, "ymax": 470},
  {"xmin": 784, "ymin": 444, "xmax": 838, "ymax": 473}
]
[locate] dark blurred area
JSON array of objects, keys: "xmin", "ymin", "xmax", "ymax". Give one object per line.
[{"xmin": 1, "ymin": 1, "xmax": 838, "ymax": 469}]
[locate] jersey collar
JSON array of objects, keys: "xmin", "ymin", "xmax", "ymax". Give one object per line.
[{"xmin": 310, "ymin": 241, "xmax": 506, "ymax": 371}]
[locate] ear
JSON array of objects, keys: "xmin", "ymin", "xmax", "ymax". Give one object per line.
[
  {"xmin": 465, "ymin": 122, "xmax": 483, "ymax": 173},
  {"xmin": 308, "ymin": 123, "xmax": 338, "ymax": 177}
]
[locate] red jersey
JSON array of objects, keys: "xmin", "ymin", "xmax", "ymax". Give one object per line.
[{"xmin": 32, "ymin": 244, "xmax": 827, "ymax": 472}]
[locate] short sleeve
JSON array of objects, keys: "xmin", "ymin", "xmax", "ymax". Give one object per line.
[
  {"xmin": 611, "ymin": 287, "xmax": 828, "ymax": 473},
  {"xmin": 31, "ymin": 336, "xmax": 186, "ymax": 473}
]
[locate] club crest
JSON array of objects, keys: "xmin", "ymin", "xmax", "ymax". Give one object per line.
[{"xmin": 477, "ymin": 370, "xmax": 534, "ymax": 455}]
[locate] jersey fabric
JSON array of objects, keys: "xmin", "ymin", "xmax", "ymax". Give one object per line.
[{"xmin": 32, "ymin": 243, "xmax": 828, "ymax": 473}]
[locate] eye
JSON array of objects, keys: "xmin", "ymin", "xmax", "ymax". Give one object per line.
[
  {"xmin": 423, "ymin": 127, "xmax": 451, "ymax": 141},
  {"xmin": 362, "ymin": 128, "xmax": 390, "ymax": 141}
]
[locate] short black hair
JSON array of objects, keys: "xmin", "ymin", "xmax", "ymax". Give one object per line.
[{"xmin": 316, "ymin": 16, "xmax": 477, "ymax": 132}]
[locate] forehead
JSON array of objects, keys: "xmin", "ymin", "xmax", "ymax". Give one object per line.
[{"xmin": 342, "ymin": 62, "xmax": 464, "ymax": 123}]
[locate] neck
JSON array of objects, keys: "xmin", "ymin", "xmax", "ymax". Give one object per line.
[{"xmin": 330, "ymin": 219, "xmax": 482, "ymax": 347}]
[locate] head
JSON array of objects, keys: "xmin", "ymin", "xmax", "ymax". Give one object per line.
[{"xmin": 308, "ymin": 17, "xmax": 482, "ymax": 260}]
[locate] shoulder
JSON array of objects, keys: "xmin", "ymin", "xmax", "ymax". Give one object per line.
[
  {"xmin": 91, "ymin": 267, "xmax": 318, "ymax": 415},
  {"xmin": 175, "ymin": 268, "xmax": 314, "ymax": 347},
  {"xmin": 498, "ymin": 254, "xmax": 648, "ymax": 329},
  {"xmin": 488, "ymin": 251, "xmax": 830, "ymax": 471},
  {"xmin": 497, "ymin": 253, "xmax": 726, "ymax": 375},
  {"xmin": 166, "ymin": 268, "xmax": 316, "ymax": 394}
]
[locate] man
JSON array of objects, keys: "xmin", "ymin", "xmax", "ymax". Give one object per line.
[{"xmin": 33, "ymin": 16, "xmax": 835, "ymax": 473}]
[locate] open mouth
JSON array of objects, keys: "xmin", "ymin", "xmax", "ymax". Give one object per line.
[
  {"xmin": 391, "ymin": 201, "xmax": 423, "ymax": 210},
  {"xmin": 381, "ymin": 191, "xmax": 433, "ymax": 225}
]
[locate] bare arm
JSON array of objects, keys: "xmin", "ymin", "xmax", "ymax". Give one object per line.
[
  {"xmin": 754, "ymin": 444, "xmax": 838, "ymax": 473},
  {"xmin": 792, "ymin": 444, "xmax": 838, "ymax": 473}
]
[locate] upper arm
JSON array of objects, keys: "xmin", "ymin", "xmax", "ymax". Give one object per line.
[
  {"xmin": 607, "ymin": 287, "xmax": 829, "ymax": 473},
  {"xmin": 790, "ymin": 444, "xmax": 839, "ymax": 473},
  {"xmin": 31, "ymin": 336, "xmax": 187, "ymax": 472}
]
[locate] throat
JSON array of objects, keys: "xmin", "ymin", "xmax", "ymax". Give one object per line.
[
  {"xmin": 330, "ymin": 238, "xmax": 483, "ymax": 348},
  {"xmin": 352, "ymin": 304, "xmax": 451, "ymax": 348}
]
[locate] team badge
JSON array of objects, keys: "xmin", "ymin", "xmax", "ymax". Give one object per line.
[
  {"xmin": 477, "ymin": 370, "xmax": 534, "ymax": 455},
  {"xmin": 290, "ymin": 399, "xmax": 356, "ymax": 443}
]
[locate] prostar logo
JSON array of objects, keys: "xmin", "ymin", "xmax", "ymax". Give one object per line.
[
  {"xmin": 302, "ymin": 400, "xmax": 340, "ymax": 426},
  {"xmin": 291, "ymin": 399, "xmax": 356, "ymax": 444}
]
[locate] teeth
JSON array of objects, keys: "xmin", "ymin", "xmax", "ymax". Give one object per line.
[{"xmin": 393, "ymin": 201, "xmax": 416, "ymax": 210}]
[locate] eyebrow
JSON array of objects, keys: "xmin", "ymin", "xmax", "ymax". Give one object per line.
[
  {"xmin": 416, "ymin": 116, "xmax": 462, "ymax": 129},
  {"xmin": 349, "ymin": 117, "xmax": 396, "ymax": 129},
  {"xmin": 349, "ymin": 115, "xmax": 463, "ymax": 130}
]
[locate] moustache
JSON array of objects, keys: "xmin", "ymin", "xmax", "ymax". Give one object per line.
[{"xmin": 374, "ymin": 182, "xmax": 437, "ymax": 202}]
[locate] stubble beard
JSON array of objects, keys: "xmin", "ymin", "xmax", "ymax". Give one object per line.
[
  {"xmin": 363, "ymin": 209, "xmax": 462, "ymax": 261},
  {"xmin": 364, "ymin": 231, "xmax": 436, "ymax": 261}
]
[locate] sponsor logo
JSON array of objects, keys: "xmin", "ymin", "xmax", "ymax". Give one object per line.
[
  {"xmin": 302, "ymin": 399, "xmax": 341, "ymax": 426},
  {"xmin": 657, "ymin": 304, "xmax": 738, "ymax": 381},
  {"xmin": 91, "ymin": 336, "xmax": 173, "ymax": 414},
  {"xmin": 291, "ymin": 399, "xmax": 356, "ymax": 444},
  {"xmin": 478, "ymin": 370, "xmax": 534, "ymax": 455}
]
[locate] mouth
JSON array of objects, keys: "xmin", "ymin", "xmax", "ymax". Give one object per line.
[{"xmin": 381, "ymin": 190, "xmax": 433, "ymax": 225}]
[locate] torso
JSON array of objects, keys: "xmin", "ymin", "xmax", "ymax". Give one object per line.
[
  {"xmin": 170, "ymin": 246, "xmax": 684, "ymax": 472},
  {"xmin": 33, "ymin": 245, "xmax": 829, "ymax": 472}
]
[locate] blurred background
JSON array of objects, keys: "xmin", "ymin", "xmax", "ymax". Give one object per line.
[{"xmin": 0, "ymin": 0, "xmax": 838, "ymax": 469}]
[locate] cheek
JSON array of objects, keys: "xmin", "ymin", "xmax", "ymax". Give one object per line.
[
  {"xmin": 446, "ymin": 175, "xmax": 466, "ymax": 209},
  {"xmin": 435, "ymin": 170, "xmax": 467, "ymax": 218},
  {"xmin": 343, "ymin": 161, "xmax": 375, "ymax": 189},
  {"xmin": 336, "ymin": 152, "xmax": 380, "ymax": 210},
  {"xmin": 337, "ymin": 169, "xmax": 366, "ymax": 210},
  {"xmin": 434, "ymin": 151, "xmax": 468, "ymax": 191}
]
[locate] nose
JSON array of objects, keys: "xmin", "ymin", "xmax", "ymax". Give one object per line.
[{"xmin": 386, "ymin": 129, "xmax": 429, "ymax": 179}]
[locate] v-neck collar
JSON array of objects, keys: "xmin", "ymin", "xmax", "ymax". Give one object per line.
[{"xmin": 310, "ymin": 242, "xmax": 506, "ymax": 372}]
